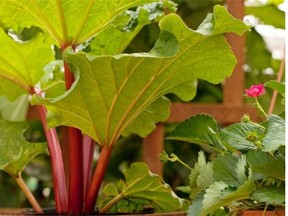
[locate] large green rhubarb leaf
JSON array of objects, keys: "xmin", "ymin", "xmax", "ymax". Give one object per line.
[
  {"xmin": 0, "ymin": 28, "xmax": 54, "ymax": 94},
  {"xmin": 88, "ymin": 1, "xmax": 177, "ymax": 55},
  {"xmin": 0, "ymin": 95, "xmax": 29, "ymax": 121},
  {"xmin": 33, "ymin": 6, "xmax": 249, "ymax": 146},
  {"xmin": 0, "ymin": 118, "xmax": 47, "ymax": 177},
  {"xmin": 99, "ymin": 162, "xmax": 182, "ymax": 213},
  {"xmin": 0, "ymin": 0, "xmax": 158, "ymax": 47}
]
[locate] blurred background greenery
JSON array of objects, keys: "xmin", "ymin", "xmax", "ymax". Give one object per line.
[{"xmin": 0, "ymin": 0, "xmax": 285, "ymax": 208}]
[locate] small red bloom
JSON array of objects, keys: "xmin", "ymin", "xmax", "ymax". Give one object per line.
[{"xmin": 245, "ymin": 84, "xmax": 265, "ymax": 97}]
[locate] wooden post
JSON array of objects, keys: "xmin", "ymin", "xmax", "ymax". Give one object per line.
[
  {"xmin": 142, "ymin": 124, "xmax": 164, "ymax": 175},
  {"xmin": 223, "ymin": 0, "xmax": 245, "ymax": 105}
]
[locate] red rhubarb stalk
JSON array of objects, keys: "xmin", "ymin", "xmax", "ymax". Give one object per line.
[
  {"xmin": 83, "ymin": 135, "xmax": 95, "ymax": 199},
  {"xmin": 67, "ymin": 127, "xmax": 83, "ymax": 213},
  {"xmin": 84, "ymin": 145, "xmax": 113, "ymax": 213},
  {"xmin": 62, "ymin": 51, "xmax": 84, "ymax": 213},
  {"xmin": 36, "ymin": 104, "xmax": 68, "ymax": 213}
]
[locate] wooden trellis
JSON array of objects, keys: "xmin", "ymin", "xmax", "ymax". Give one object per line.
[{"xmin": 142, "ymin": 0, "xmax": 258, "ymax": 175}]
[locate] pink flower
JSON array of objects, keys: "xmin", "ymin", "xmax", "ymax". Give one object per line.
[{"xmin": 245, "ymin": 84, "xmax": 265, "ymax": 97}]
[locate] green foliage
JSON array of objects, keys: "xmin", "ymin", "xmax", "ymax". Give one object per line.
[
  {"xmin": 0, "ymin": 95, "xmax": 29, "ymax": 121},
  {"xmin": 0, "ymin": 0, "xmax": 158, "ymax": 47},
  {"xmin": 40, "ymin": 60, "xmax": 66, "ymax": 98},
  {"xmin": 165, "ymin": 82, "xmax": 285, "ymax": 214},
  {"xmin": 246, "ymin": 28, "xmax": 272, "ymax": 72},
  {"xmin": 169, "ymin": 113, "xmax": 285, "ymax": 153},
  {"xmin": 187, "ymin": 153, "xmax": 255, "ymax": 216},
  {"xmin": 167, "ymin": 114, "xmax": 226, "ymax": 152},
  {"xmin": 261, "ymin": 115, "xmax": 285, "ymax": 152},
  {"xmin": 251, "ymin": 186, "xmax": 285, "ymax": 205},
  {"xmin": 246, "ymin": 4, "xmax": 285, "ymax": 29},
  {"xmin": 0, "ymin": 28, "xmax": 54, "ymax": 96},
  {"xmin": 0, "ymin": 0, "xmax": 251, "ymax": 212},
  {"xmin": 219, "ymin": 122, "xmax": 264, "ymax": 151},
  {"xmin": 189, "ymin": 151, "xmax": 214, "ymax": 198},
  {"xmin": 33, "ymin": 6, "xmax": 248, "ymax": 146},
  {"xmin": 0, "ymin": 118, "xmax": 47, "ymax": 177},
  {"xmin": 99, "ymin": 162, "xmax": 182, "ymax": 213},
  {"xmin": 88, "ymin": 1, "xmax": 177, "ymax": 55},
  {"xmin": 265, "ymin": 80, "xmax": 285, "ymax": 94}
]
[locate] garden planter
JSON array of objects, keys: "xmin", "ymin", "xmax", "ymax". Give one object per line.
[
  {"xmin": 241, "ymin": 210, "xmax": 285, "ymax": 216},
  {"xmin": 0, "ymin": 208, "xmax": 186, "ymax": 216}
]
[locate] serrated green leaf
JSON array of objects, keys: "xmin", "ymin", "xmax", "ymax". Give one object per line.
[
  {"xmin": 32, "ymin": 7, "xmax": 248, "ymax": 146},
  {"xmin": 0, "ymin": 0, "xmax": 158, "ymax": 47},
  {"xmin": 236, "ymin": 155, "xmax": 249, "ymax": 184},
  {"xmin": 219, "ymin": 122, "xmax": 264, "ymax": 151},
  {"xmin": 187, "ymin": 193, "xmax": 204, "ymax": 216},
  {"xmin": 246, "ymin": 150, "xmax": 285, "ymax": 181},
  {"xmin": 168, "ymin": 114, "xmax": 226, "ymax": 152},
  {"xmin": 251, "ymin": 158, "xmax": 285, "ymax": 181},
  {"xmin": 213, "ymin": 154, "xmax": 242, "ymax": 187},
  {"xmin": 0, "ymin": 118, "xmax": 47, "ymax": 177},
  {"xmin": 189, "ymin": 154, "xmax": 257, "ymax": 215},
  {"xmin": 200, "ymin": 165, "xmax": 255, "ymax": 216},
  {"xmin": 246, "ymin": 150, "xmax": 272, "ymax": 165},
  {"xmin": 190, "ymin": 151, "xmax": 214, "ymax": 198},
  {"xmin": 100, "ymin": 162, "xmax": 182, "ymax": 213},
  {"xmin": 0, "ymin": 28, "xmax": 54, "ymax": 93},
  {"xmin": 188, "ymin": 169, "xmax": 255, "ymax": 216},
  {"xmin": 262, "ymin": 114, "xmax": 285, "ymax": 152},
  {"xmin": 251, "ymin": 186, "xmax": 285, "ymax": 205}
]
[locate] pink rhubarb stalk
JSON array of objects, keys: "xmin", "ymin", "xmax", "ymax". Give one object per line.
[
  {"xmin": 84, "ymin": 145, "xmax": 113, "ymax": 213},
  {"xmin": 63, "ymin": 58, "xmax": 84, "ymax": 213},
  {"xmin": 83, "ymin": 135, "xmax": 95, "ymax": 200},
  {"xmin": 36, "ymin": 103, "xmax": 68, "ymax": 213}
]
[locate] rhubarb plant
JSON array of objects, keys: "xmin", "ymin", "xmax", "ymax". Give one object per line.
[{"xmin": 0, "ymin": 0, "xmax": 249, "ymax": 214}]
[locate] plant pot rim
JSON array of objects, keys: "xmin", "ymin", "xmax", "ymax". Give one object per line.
[
  {"xmin": 240, "ymin": 209, "xmax": 285, "ymax": 216},
  {"xmin": 0, "ymin": 208, "xmax": 186, "ymax": 216}
]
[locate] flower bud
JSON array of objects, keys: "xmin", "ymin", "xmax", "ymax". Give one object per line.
[{"xmin": 245, "ymin": 84, "xmax": 265, "ymax": 97}]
